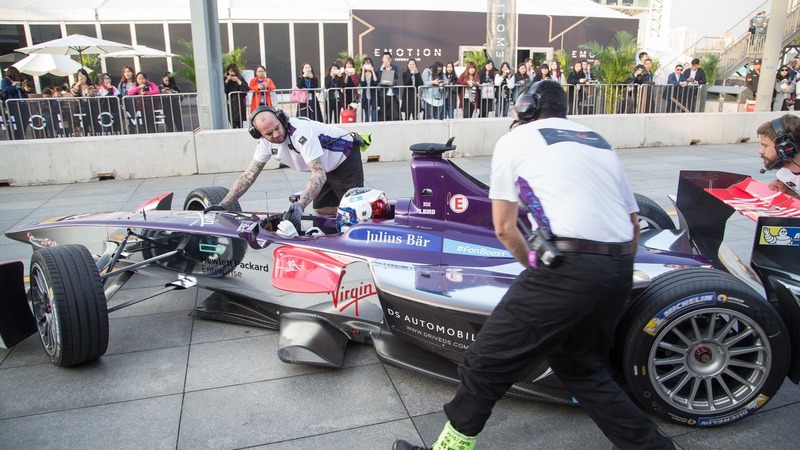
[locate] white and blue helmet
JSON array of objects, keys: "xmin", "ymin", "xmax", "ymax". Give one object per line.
[{"xmin": 336, "ymin": 187, "xmax": 390, "ymax": 232}]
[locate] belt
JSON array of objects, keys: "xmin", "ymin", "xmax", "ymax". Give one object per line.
[{"xmin": 553, "ymin": 238, "xmax": 636, "ymax": 256}]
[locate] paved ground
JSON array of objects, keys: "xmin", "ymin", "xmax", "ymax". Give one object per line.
[{"xmin": 1, "ymin": 142, "xmax": 798, "ymax": 449}]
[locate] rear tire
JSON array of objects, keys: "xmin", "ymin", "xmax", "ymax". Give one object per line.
[
  {"xmin": 622, "ymin": 268, "xmax": 789, "ymax": 426},
  {"xmin": 183, "ymin": 186, "xmax": 241, "ymax": 211},
  {"xmin": 635, "ymin": 193, "xmax": 675, "ymax": 230},
  {"xmin": 29, "ymin": 245, "xmax": 108, "ymax": 367}
]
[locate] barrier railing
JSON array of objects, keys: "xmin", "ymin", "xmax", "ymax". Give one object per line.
[
  {"xmin": 269, "ymin": 84, "xmax": 518, "ymax": 123},
  {"xmin": 0, "ymin": 93, "xmax": 198, "ymax": 140},
  {"xmin": 0, "ymin": 82, "xmax": 714, "ymax": 140},
  {"xmin": 566, "ymin": 83, "xmax": 706, "ymax": 115}
]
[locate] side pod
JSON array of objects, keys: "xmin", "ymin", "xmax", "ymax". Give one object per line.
[{"xmin": 0, "ymin": 261, "xmax": 36, "ymax": 349}]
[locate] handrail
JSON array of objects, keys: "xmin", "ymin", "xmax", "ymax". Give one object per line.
[{"xmin": 676, "ymin": 1, "xmax": 800, "ymax": 80}]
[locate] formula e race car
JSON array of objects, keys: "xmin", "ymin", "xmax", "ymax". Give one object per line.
[{"xmin": 1, "ymin": 139, "xmax": 799, "ymax": 428}]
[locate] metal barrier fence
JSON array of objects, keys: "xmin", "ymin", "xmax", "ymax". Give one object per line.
[
  {"xmin": 2, "ymin": 84, "xmax": 709, "ymax": 140},
  {"xmin": 0, "ymin": 93, "xmax": 199, "ymax": 140},
  {"xmin": 267, "ymin": 84, "xmax": 517, "ymax": 124},
  {"xmin": 266, "ymin": 83, "xmax": 704, "ymax": 123},
  {"xmin": 565, "ymin": 83, "xmax": 706, "ymax": 115}
]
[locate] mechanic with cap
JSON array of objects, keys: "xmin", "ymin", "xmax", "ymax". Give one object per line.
[
  {"xmin": 757, "ymin": 114, "xmax": 800, "ymax": 199},
  {"xmin": 393, "ymin": 81, "xmax": 675, "ymax": 450},
  {"xmin": 207, "ymin": 106, "xmax": 369, "ymax": 234}
]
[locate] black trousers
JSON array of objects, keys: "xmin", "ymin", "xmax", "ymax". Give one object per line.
[
  {"xmin": 313, "ymin": 145, "xmax": 364, "ymax": 210},
  {"xmin": 443, "ymin": 252, "xmax": 674, "ymax": 450}
]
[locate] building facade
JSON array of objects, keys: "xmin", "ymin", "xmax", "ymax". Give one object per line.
[{"xmin": 0, "ymin": 1, "xmax": 635, "ymax": 91}]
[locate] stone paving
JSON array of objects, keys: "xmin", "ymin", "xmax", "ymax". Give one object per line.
[{"xmin": 1, "ymin": 143, "xmax": 798, "ymax": 449}]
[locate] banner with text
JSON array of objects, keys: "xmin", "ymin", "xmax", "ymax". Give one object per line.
[{"xmin": 486, "ymin": 0, "xmax": 516, "ymax": 64}]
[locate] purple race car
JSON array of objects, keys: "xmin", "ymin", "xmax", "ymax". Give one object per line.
[{"xmin": 1, "ymin": 139, "xmax": 799, "ymax": 428}]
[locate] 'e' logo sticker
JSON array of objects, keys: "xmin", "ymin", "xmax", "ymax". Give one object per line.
[{"xmin": 449, "ymin": 194, "xmax": 469, "ymax": 213}]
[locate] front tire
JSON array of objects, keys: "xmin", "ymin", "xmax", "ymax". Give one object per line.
[
  {"xmin": 622, "ymin": 268, "xmax": 790, "ymax": 427},
  {"xmin": 29, "ymin": 245, "xmax": 109, "ymax": 367},
  {"xmin": 183, "ymin": 186, "xmax": 241, "ymax": 211},
  {"xmin": 635, "ymin": 193, "xmax": 675, "ymax": 230}
]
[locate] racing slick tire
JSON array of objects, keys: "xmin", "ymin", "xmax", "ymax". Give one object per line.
[
  {"xmin": 183, "ymin": 186, "xmax": 242, "ymax": 212},
  {"xmin": 29, "ymin": 244, "xmax": 109, "ymax": 367},
  {"xmin": 622, "ymin": 268, "xmax": 790, "ymax": 427},
  {"xmin": 635, "ymin": 193, "xmax": 675, "ymax": 230}
]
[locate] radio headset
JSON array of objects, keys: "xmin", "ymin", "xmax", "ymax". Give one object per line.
[
  {"xmin": 514, "ymin": 81, "xmax": 544, "ymax": 126},
  {"xmin": 760, "ymin": 117, "xmax": 798, "ymax": 173},
  {"xmin": 248, "ymin": 106, "xmax": 298, "ymax": 152},
  {"xmin": 248, "ymin": 106, "xmax": 289, "ymax": 140}
]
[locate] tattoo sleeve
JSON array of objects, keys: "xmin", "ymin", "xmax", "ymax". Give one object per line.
[
  {"xmin": 299, "ymin": 159, "xmax": 327, "ymax": 208},
  {"xmin": 220, "ymin": 159, "xmax": 265, "ymax": 207}
]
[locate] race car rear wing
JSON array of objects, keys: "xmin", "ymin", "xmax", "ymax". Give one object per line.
[
  {"xmin": 675, "ymin": 171, "xmax": 800, "ymax": 384},
  {"xmin": 702, "ymin": 174, "xmax": 800, "ymax": 285}
]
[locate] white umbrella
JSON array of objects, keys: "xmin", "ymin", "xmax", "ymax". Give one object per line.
[
  {"xmin": 101, "ymin": 45, "xmax": 174, "ymax": 59},
  {"xmin": 15, "ymin": 34, "xmax": 133, "ymax": 62},
  {"xmin": 12, "ymin": 54, "xmax": 90, "ymax": 77}
]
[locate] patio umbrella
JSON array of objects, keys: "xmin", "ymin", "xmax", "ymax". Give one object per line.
[
  {"xmin": 12, "ymin": 54, "xmax": 90, "ymax": 77},
  {"xmin": 15, "ymin": 34, "xmax": 133, "ymax": 62},
  {"xmin": 101, "ymin": 45, "xmax": 174, "ymax": 59}
]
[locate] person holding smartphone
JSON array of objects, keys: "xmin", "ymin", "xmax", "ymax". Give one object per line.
[
  {"xmin": 248, "ymin": 65, "xmax": 276, "ymax": 113},
  {"xmin": 96, "ymin": 73, "xmax": 121, "ymax": 135},
  {"xmin": 296, "ymin": 62, "xmax": 324, "ymax": 122},
  {"xmin": 325, "ymin": 62, "xmax": 345, "ymax": 123},
  {"xmin": 360, "ymin": 57, "xmax": 378, "ymax": 122},
  {"xmin": 342, "ymin": 57, "xmax": 360, "ymax": 109},
  {"xmin": 126, "ymin": 72, "xmax": 160, "ymax": 133},
  {"xmin": 225, "ymin": 63, "xmax": 249, "ymax": 128},
  {"xmin": 401, "ymin": 58, "xmax": 423, "ymax": 120}
]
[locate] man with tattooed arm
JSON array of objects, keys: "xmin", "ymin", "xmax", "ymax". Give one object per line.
[{"xmin": 207, "ymin": 106, "xmax": 365, "ymax": 235}]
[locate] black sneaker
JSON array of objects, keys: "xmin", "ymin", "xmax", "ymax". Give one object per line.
[{"xmin": 392, "ymin": 440, "xmax": 430, "ymax": 450}]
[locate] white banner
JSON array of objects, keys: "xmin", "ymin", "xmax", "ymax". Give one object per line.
[{"xmin": 486, "ymin": 0, "xmax": 516, "ymax": 64}]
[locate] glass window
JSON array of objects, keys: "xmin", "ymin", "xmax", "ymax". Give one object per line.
[
  {"xmin": 220, "ymin": 23, "xmax": 229, "ymax": 54},
  {"xmin": 65, "ymin": 24, "xmax": 97, "ymax": 37},
  {"xmin": 101, "ymin": 24, "xmax": 133, "ymax": 85},
  {"xmin": 29, "ymin": 24, "xmax": 61, "ymax": 45},
  {"xmin": 263, "ymin": 23, "xmax": 291, "ymax": 89},
  {"xmin": 323, "ymin": 23, "xmax": 347, "ymax": 67},
  {"xmin": 293, "ymin": 23, "xmax": 320, "ymax": 82},
  {"xmin": 231, "ymin": 23, "xmax": 259, "ymax": 71},
  {"xmin": 135, "ymin": 24, "xmax": 168, "ymax": 82}
]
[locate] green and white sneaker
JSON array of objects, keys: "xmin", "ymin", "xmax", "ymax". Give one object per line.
[{"xmin": 393, "ymin": 422, "xmax": 477, "ymax": 450}]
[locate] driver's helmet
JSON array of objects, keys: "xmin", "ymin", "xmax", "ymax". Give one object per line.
[{"xmin": 336, "ymin": 187, "xmax": 390, "ymax": 232}]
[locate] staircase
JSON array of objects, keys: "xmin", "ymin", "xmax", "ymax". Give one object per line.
[{"xmin": 668, "ymin": 1, "xmax": 800, "ymax": 81}]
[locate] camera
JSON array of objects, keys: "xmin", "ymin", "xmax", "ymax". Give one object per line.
[{"xmin": 141, "ymin": 85, "xmax": 149, "ymax": 92}]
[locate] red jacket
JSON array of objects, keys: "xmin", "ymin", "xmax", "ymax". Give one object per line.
[{"xmin": 249, "ymin": 76, "xmax": 276, "ymax": 112}]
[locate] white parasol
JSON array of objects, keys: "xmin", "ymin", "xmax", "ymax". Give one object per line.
[
  {"xmin": 16, "ymin": 34, "xmax": 133, "ymax": 62},
  {"xmin": 12, "ymin": 54, "xmax": 90, "ymax": 77},
  {"xmin": 101, "ymin": 45, "xmax": 175, "ymax": 59}
]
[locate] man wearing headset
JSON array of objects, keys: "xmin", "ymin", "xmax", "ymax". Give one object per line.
[
  {"xmin": 757, "ymin": 114, "xmax": 800, "ymax": 199},
  {"xmin": 394, "ymin": 81, "xmax": 674, "ymax": 450},
  {"xmin": 208, "ymin": 106, "xmax": 365, "ymax": 234}
]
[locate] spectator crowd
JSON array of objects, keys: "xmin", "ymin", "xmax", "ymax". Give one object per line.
[{"xmin": 2, "ymin": 41, "xmax": 798, "ymax": 140}]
